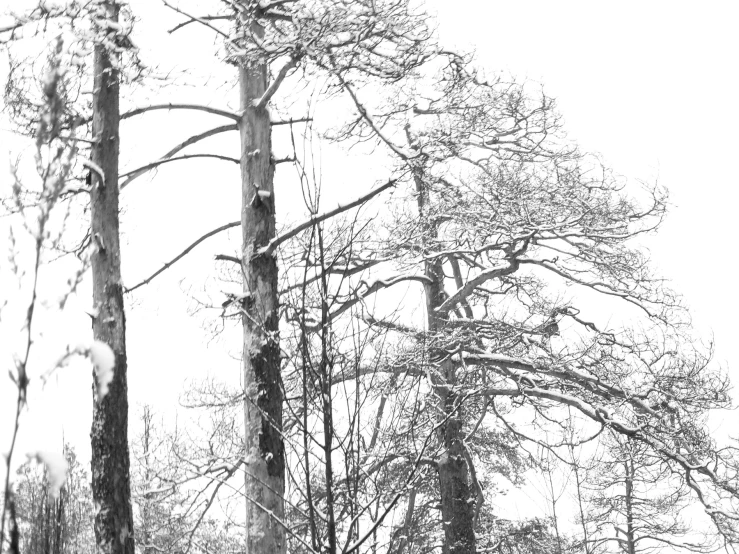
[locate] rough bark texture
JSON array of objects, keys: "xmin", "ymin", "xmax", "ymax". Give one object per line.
[
  {"xmin": 415, "ymin": 176, "xmax": 476, "ymax": 554},
  {"xmin": 90, "ymin": 3, "xmax": 135, "ymax": 553},
  {"xmin": 239, "ymin": 18, "xmax": 286, "ymax": 554}
]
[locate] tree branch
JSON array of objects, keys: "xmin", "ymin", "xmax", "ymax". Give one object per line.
[
  {"xmin": 256, "ymin": 179, "xmax": 396, "ymax": 257},
  {"xmin": 120, "ymin": 124, "xmax": 237, "ymax": 189},
  {"xmin": 215, "ymin": 254, "xmax": 241, "ymax": 265},
  {"xmin": 254, "ymin": 56, "xmax": 300, "ymax": 110},
  {"xmin": 436, "ymin": 260, "xmax": 518, "ymax": 314},
  {"xmin": 125, "ymin": 221, "xmax": 239, "ymax": 293},
  {"xmin": 168, "ymin": 14, "xmax": 230, "ymax": 34},
  {"xmin": 119, "ymin": 153, "xmax": 239, "ymax": 179},
  {"xmin": 272, "ymin": 117, "xmax": 312, "ymax": 126},
  {"xmin": 162, "ymin": 0, "xmax": 229, "ymax": 38},
  {"xmin": 121, "ymin": 103, "xmax": 240, "ymax": 121},
  {"xmin": 307, "ymin": 274, "xmax": 432, "ymax": 331}
]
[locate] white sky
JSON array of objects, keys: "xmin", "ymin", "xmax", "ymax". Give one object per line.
[{"xmin": 2, "ymin": 0, "xmax": 738, "ymax": 526}]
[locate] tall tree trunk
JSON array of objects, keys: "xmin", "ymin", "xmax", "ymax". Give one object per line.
[
  {"xmin": 238, "ymin": 15, "xmax": 285, "ymax": 554},
  {"xmin": 414, "ymin": 175, "xmax": 476, "ymax": 554},
  {"xmin": 436, "ymin": 352, "xmax": 475, "ymax": 554},
  {"xmin": 90, "ymin": 3, "xmax": 135, "ymax": 553}
]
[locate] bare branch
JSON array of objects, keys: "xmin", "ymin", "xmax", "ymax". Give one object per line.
[
  {"xmin": 254, "ymin": 56, "xmax": 300, "ymax": 110},
  {"xmin": 120, "ymin": 124, "xmax": 237, "ymax": 189},
  {"xmin": 168, "ymin": 14, "xmax": 230, "ymax": 34},
  {"xmin": 125, "ymin": 221, "xmax": 239, "ymax": 293},
  {"xmin": 272, "ymin": 117, "xmax": 312, "ymax": 126},
  {"xmin": 215, "ymin": 254, "xmax": 241, "ymax": 265},
  {"xmin": 120, "ymin": 153, "xmax": 239, "ymax": 179},
  {"xmin": 121, "ymin": 103, "xmax": 240, "ymax": 121},
  {"xmin": 162, "ymin": 0, "xmax": 229, "ymax": 38},
  {"xmin": 256, "ymin": 179, "xmax": 397, "ymax": 257}
]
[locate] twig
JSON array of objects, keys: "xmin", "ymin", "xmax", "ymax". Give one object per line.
[
  {"xmin": 214, "ymin": 254, "xmax": 241, "ymax": 265},
  {"xmin": 162, "ymin": 0, "xmax": 229, "ymax": 38},
  {"xmin": 168, "ymin": 14, "xmax": 230, "ymax": 34},
  {"xmin": 272, "ymin": 117, "xmax": 312, "ymax": 126}
]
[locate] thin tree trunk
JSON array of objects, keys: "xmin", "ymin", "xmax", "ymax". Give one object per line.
[
  {"xmin": 141, "ymin": 408, "xmax": 154, "ymax": 554},
  {"xmin": 396, "ymin": 487, "xmax": 417, "ymax": 554},
  {"xmin": 570, "ymin": 444, "xmax": 591, "ymax": 554},
  {"xmin": 543, "ymin": 455, "xmax": 563, "ymax": 554},
  {"xmin": 318, "ymin": 227, "xmax": 338, "ymax": 554},
  {"xmin": 239, "ymin": 15, "xmax": 285, "ymax": 554},
  {"xmin": 624, "ymin": 459, "xmax": 636, "ymax": 554},
  {"xmin": 90, "ymin": 2, "xmax": 135, "ymax": 553}
]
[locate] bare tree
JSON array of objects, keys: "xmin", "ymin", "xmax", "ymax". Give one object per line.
[{"xmin": 580, "ymin": 431, "xmax": 720, "ymax": 554}]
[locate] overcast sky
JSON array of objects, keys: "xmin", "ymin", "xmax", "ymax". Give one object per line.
[{"xmin": 2, "ymin": 0, "xmax": 738, "ymax": 506}]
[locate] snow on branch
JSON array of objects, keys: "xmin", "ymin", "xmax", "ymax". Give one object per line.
[
  {"xmin": 436, "ymin": 261, "xmax": 518, "ymax": 314},
  {"xmin": 463, "ymin": 351, "xmax": 659, "ymax": 416},
  {"xmin": 82, "ymin": 159, "xmax": 105, "ymax": 188},
  {"xmin": 307, "ymin": 273, "xmax": 432, "ymax": 332},
  {"xmin": 519, "ymin": 257, "xmax": 663, "ymax": 320}
]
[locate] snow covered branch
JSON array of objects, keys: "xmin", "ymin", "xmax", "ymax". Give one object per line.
[
  {"xmin": 436, "ymin": 260, "xmax": 519, "ymax": 314},
  {"xmin": 306, "ymin": 273, "xmax": 432, "ymax": 331}
]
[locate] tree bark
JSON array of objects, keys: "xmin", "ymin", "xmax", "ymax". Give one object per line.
[
  {"xmin": 239, "ymin": 16, "xmax": 285, "ymax": 554},
  {"xmin": 90, "ymin": 3, "xmax": 135, "ymax": 553},
  {"xmin": 436, "ymin": 347, "xmax": 475, "ymax": 554},
  {"xmin": 414, "ymin": 175, "xmax": 476, "ymax": 554}
]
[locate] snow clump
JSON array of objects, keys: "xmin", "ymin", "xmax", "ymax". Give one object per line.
[
  {"xmin": 90, "ymin": 340, "xmax": 115, "ymax": 399},
  {"xmin": 31, "ymin": 451, "xmax": 69, "ymax": 498}
]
